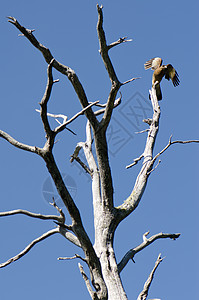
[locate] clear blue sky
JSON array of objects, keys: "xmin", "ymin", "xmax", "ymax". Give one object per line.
[{"xmin": 0, "ymin": 1, "xmax": 198, "ymax": 299}]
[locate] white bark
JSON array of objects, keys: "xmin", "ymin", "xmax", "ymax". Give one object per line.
[{"xmin": 0, "ymin": 7, "xmax": 198, "ymax": 300}]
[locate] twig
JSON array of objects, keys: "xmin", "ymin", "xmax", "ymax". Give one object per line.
[
  {"xmin": 137, "ymin": 254, "xmax": 164, "ymax": 300},
  {"xmin": 143, "ymin": 118, "xmax": 153, "ymax": 125},
  {"xmin": 126, "ymin": 153, "xmax": 144, "ymax": 169},
  {"xmin": 78, "ymin": 263, "xmax": 99, "ymax": 300},
  {"xmin": 0, "ymin": 209, "xmax": 63, "ymax": 222},
  {"xmin": 70, "ymin": 142, "xmax": 92, "ymax": 175},
  {"xmin": 36, "ymin": 108, "xmax": 76, "ymax": 135},
  {"xmin": 90, "ymin": 93, "xmax": 122, "ymax": 109},
  {"xmin": 50, "ymin": 197, "xmax": 65, "ymax": 223},
  {"xmin": 94, "ymin": 93, "xmax": 122, "ymax": 116},
  {"xmin": 58, "ymin": 253, "xmax": 87, "ymax": 263},
  {"xmin": 7, "ymin": 16, "xmax": 98, "ymax": 130},
  {"xmin": 147, "ymin": 159, "xmax": 161, "ymax": 175},
  {"xmin": 143, "ymin": 231, "xmax": 150, "ymax": 243},
  {"xmin": 35, "ymin": 109, "xmax": 68, "ymax": 123},
  {"xmin": 0, "ymin": 228, "xmax": 59, "ymax": 268},
  {"xmin": 122, "ymin": 77, "xmax": 141, "ymax": 85},
  {"xmin": 54, "ymin": 101, "xmax": 100, "ymax": 134},
  {"xmin": 107, "ymin": 37, "xmax": 133, "ymax": 50},
  {"xmin": 0, "ymin": 130, "xmax": 39, "ymax": 153},
  {"xmin": 39, "ymin": 59, "xmax": 55, "ymax": 138},
  {"xmin": 153, "ymin": 135, "xmax": 199, "ymax": 163},
  {"xmin": 72, "ymin": 156, "xmax": 93, "ymax": 176},
  {"xmin": 70, "ymin": 144, "xmax": 82, "ymax": 163},
  {"xmin": 135, "ymin": 129, "xmax": 149, "ymax": 134},
  {"xmin": 118, "ymin": 232, "xmax": 180, "ymax": 273}
]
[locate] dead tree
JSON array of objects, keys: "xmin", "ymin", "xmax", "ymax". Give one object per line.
[{"xmin": 0, "ymin": 5, "xmax": 198, "ymax": 300}]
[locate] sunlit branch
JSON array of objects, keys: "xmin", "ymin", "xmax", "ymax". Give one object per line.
[
  {"xmin": 118, "ymin": 232, "xmax": 180, "ymax": 273},
  {"xmin": 152, "ymin": 135, "xmax": 199, "ymax": 163},
  {"xmin": 107, "ymin": 36, "xmax": 133, "ymax": 50},
  {"xmin": 7, "ymin": 16, "xmax": 98, "ymax": 130},
  {"xmin": 0, "ymin": 209, "xmax": 64, "ymax": 223},
  {"xmin": 54, "ymin": 101, "xmax": 99, "ymax": 134},
  {"xmin": 78, "ymin": 263, "xmax": 98, "ymax": 300},
  {"xmin": 0, "ymin": 228, "xmax": 59, "ymax": 268},
  {"xmin": 137, "ymin": 254, "xmax": 164, "ymax": 300},
  {"xmin": 0, "ymin": 130, "xmax": 39, "ymax": 153}
]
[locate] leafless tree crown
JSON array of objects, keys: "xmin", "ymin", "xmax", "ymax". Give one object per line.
[{"xmin": 0, "ymin": 5, "xmax": 198, "ymax": 300}]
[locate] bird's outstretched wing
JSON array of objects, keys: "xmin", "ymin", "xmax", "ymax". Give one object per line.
[
  {"xmin": 144, "ymin": 57, "xmax": 162, "ymax": 70},
  {"xmin": 165, "ymin": 64, "xmax": 180, "ymax": 87}
]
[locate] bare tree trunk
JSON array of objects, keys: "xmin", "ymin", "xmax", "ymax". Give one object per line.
[{"xmin": 0, "ymin": 5, "xmax": 198, "ymax": 300}]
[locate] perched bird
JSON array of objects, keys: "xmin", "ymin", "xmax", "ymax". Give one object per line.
[{"xmin": 144, "ymin": 57, "xmax": 180, "ymax": 100}]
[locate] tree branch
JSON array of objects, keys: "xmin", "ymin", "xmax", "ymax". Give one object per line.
[
  {"xmin": 95, "ymin": 5, "xmax": 139, "ymax": 214},
  {"xmin": 6, "ymin": 18, "xmax": 107, "ymax": 295},
  {"xmin": 126, "ymin": 153, "xmax": 144, "ymax": 169},
  {"xmin": 50, "ymin": 197, "xmax": 66, "ymax": 222},
  {"xmin": 58, "ymin": 253, "xmax": 87, "ymax": 263},
  {"xmin": 96, "ymin": 5, "xmax": 119, "ymax": 84},
  {"xmin": 118, "ymin": 232, "xmax": 180, "ymax": 273},
  {"xmin": 0, "ymin": 209, "xmax": 64, "ymax": 223},
  {"xmin": 121, "ymin": 77, "xmax": 141, "ymax": 86},
  {"xmin": 7, "ymin": 16, "xmax": 98, "ymax": 131},
  {"xmin": 152, "ymin": 135, "xmax": 199, "ymax": 163},
  {"xmin": 137, "ymin": 254, "xmax": 164, "ymax": 300},
  {"xmin": 71, "ymin": 155, "xmax": 93, "ymax": 176},
  {"xmin": 40, "ymin": 150, "xmax": 107, "ymax": 298},
  {"xmin": 54, "ymin": 101, "xmax": 99, "ymax": 135},
  {"xmin": 0, "ymin": 228, "xmax": 59, "ymax": 268},
  {"xmin": 58, "ymin": 226, "xmax": 81, "ymax": 248},
  {"xmin": 35, "ymin": 109, "xmax": 76, "ymax": 136},
  {"xmin": 78, "ymin": 263, "xmax": 100, "ymax": 300},
  {"xmin": 39, "ymin": 58, "xmax": 55, "ymax": 140},
  {"xmin": 94, "ymin": 93, "xmax": 122, "ymax": 116},
  {"xmin": 107, "ymin": 37, "xmax": 133, "ymax": 50},
  {"xmin": 96, "ymin": 4, "xmax": 122, "ymax": 131},
  {"xmin": 116, "ymin": 86, "xmax": 160, "ymax": 222},
  {"xmin": 0, "ymin": 130, "xmax": 39, "ymax": 153}
]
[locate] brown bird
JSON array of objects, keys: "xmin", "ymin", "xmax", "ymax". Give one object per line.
[{"xmin": 144, "ymin": 57, "xmax": 180, "ymax": 100}]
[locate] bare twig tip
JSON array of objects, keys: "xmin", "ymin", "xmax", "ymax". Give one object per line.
[
  {"xmin": 97, "ymin": 4, "xmax": 103, "ymax": 9},
  {"xmin": 7, "ymin": 16, "xmax": 16, "ymax": 24}
]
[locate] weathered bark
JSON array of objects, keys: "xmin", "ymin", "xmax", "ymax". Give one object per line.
[{"xmin": 0, "ymin": 6, "xmax": 198, "ymax": 300}]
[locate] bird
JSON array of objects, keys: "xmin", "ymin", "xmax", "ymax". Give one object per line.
[{"xmin": 144, "ymin": 57, "xmax": 180, "ymax": 100}]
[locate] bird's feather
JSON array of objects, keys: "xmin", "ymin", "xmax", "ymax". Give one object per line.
[
  {"xmin": 144, "ymin": 57, "xmax": 162, "ymax": 70},
  {"xmin": 165, "ymin": 64, "xmax": 180, "ymax": 87}
]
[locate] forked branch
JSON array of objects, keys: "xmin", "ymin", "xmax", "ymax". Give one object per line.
[
  {"xmin": 152, "ymin": 135, "xmax": 199, "ymax": 163},
  {"xmin": 118, "ymin": 232, "xmax": 180, "ymax": 273},
  {"xmin": 7, "ymin": 16, "xmax": 98, "ymax": 130},
  {"xmin": 116, "ymin": 86, "xmax": 160, "ymax": 223}
]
